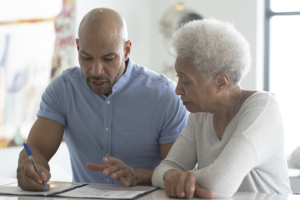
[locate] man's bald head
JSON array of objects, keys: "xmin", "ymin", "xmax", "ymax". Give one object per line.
[
  {"xmin": 78, "ymin": 8, "xmax": 128, "ymax": 43},
  {"xmin": 76, "ymin": 8, "xmax": 132, "ymax": 96}
]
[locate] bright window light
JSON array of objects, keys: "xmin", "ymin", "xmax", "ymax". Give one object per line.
[
  {"xmin": 0, "ymin": 0, "xmax": 63, "ymax": 21},
  {"xmin": 269, "ymin": 15, "xmax": 300, "ymax": 156},
  {"xmin": 271, "ymin": 0, "xmax": 300, "ymax": 12}
]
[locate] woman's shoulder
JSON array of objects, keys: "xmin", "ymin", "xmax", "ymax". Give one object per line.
[
  {"xmin": 244, "ymin": 91, "xmax": 276, "ymax": 104},
  {"xmin": 240, "ymin": 91, "xmax": 279, "ymax": 114}
]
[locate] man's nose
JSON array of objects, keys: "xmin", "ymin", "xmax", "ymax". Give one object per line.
[{"xmin": 90, "ymin": 60, "xmax": 105, "ymax": 76}]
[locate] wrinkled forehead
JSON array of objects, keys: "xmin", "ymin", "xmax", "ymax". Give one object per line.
[
  {"xmin": 175, "ymin": 57, "xmax": 200, "ymax": 78},
  {"xmin": 175, "ymin": 57, "xmax": 192, "ymax": 71},
  {"xmin": 79, "ymin": 14, "xmax": 125, "ymax": 42},
  {"xmin": 79, "ymin": 28, "xmax": 124, "ymax": 55},
  {"xmin": 80, "ymin": 18, "xmax": 123, "ymax": 40}
]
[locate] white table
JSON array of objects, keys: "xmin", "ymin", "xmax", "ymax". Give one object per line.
[
  {"xmin": 0, "ymin": 178, "xmax": 299, "ymax": 200},
  {"xmin": 139, "ymin": 189, "xmax": 300, "ymax": 200}
]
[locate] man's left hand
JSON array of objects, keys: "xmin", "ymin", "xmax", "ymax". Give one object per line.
[{"xmin": 86, "ymin": 157, "xmax": 139, "ymax": 186}]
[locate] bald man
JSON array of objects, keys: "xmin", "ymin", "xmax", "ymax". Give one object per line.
[{"xmin": 17, "ymin": 8, "xmax": 188, "ymax": 191}]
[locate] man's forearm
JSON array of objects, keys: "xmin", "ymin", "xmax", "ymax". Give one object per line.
[{"xmin": 134, "ymin": 168, "xmax": 153, "ymax": 186}]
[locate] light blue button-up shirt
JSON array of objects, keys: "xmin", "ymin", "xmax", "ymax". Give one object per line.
[{"xmin": 37, "ymin": 58, "xmax": 189, "ymax": 184}]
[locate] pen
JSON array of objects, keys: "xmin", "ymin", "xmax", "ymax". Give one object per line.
[{"xmin": 23, "ymin": 143, "xmax": 48, "ymax": 191}]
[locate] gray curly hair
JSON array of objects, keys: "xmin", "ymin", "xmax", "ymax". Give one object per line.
[{"xmin": 171, "ymin": 18, "xmax": 251, "ymax": 85}]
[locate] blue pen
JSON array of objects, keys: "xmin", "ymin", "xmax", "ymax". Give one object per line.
[{"xmin": 23, "ymin": 143, "xmax": 48, "ymax": 191}]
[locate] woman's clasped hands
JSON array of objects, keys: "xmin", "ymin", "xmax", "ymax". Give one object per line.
[{"xmin": 163, "ymin": 170, "xmax": 214, "ymax": 199}]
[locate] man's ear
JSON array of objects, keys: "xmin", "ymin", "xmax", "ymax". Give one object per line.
[
  {"xmin": 124, "ymin": 40, "xmax": 132, "ymax": 60},
  {"xmin": 76, "ymin": 39, "xmax": 80, "ymax": 52},
  {"xmin": 215, "ymin": 73, "xmax": 229, "ymax": 93}
]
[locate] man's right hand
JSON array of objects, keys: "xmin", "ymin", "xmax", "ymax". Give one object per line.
[{"xmin": 17, "ymin": 159, "xmax": 51, "ymax": 191}]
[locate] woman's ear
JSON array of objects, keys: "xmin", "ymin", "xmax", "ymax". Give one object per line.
[{"xmin": 215, "ymin": 73, "xmax": 229, "ymax": 93}]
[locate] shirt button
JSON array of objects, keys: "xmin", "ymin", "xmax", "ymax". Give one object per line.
[
  {"xmin": 106, "ymin": 153, "xmax": 109, "ymax": 157},
  {"xmin": 105, "ymin": 127, "xmax": 109, "ymax": 131},
  {"xmin": 106, "ymin": 178, "xmax": 110, "ymax": 183},
  {"xmin": 107, "ymin": 101, "xmax": 110, "ymax": 104}
]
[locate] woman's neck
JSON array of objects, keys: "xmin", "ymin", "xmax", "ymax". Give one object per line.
[
  {"xmin": 212, "ymin": 89, "xmax": 257, "ymax": 140},
  {"xmin": 212, "ymin": 87, "xmax": 243, "ymax": 123}
]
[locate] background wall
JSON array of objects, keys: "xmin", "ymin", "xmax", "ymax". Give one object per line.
[{"xmin": 75, "ymin": 0, "xmax": 264, "ymax": 90}]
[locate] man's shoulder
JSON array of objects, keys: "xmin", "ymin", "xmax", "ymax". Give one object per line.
[
  {"xmin": 49, "ymin": 67, "xmax": 82, "ymax": 89},
  {"xmin": 130, "ymin": 64, "xmax": 174, "ymax": 87},
  {"xmin": 61, "ymin": 66, "xmax": 82, "ymax": 79}
]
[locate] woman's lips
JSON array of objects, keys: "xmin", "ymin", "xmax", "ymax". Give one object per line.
[{"xmin": 183, "ymin": 101, "xmax": 189, "ymax": 106}]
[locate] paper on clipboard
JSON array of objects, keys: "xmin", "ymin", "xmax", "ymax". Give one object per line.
[
  {"xmin": 57, "ymin": 183, "xmax": 157, "ymax": 199},
  {"xmin": 0, "ymin": 181, "xmax": 85, "ymax": 196}
]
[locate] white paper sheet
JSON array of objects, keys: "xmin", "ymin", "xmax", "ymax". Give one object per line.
[
  {"xmin": 0, "ymin": 181, "xmax": 85, "ymax": 196},
  {"xmin": 58, "ymin": 184, "xmax": 157, "ymax": 199}
]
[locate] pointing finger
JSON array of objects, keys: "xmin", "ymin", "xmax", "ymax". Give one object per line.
[
  {"xmin": 86, "ymin": 163, "xmax": 110, "ymax": 171},
  {"xmin": 103, "ymin": 157, "xmax": 120, "ymax": 165}
]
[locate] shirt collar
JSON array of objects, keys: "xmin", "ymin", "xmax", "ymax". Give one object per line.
[{"xmin": 111, "ymin": 57, "xmax": 134, "ymax": 94}]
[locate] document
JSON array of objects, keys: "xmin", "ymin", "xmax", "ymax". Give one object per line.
[
  {"xmin": 58, "ymin": 184, "xmax": 157, "ymax": 199},
  {"xmin": 0, "ymin": 181, "xmax": 157, "ymax": 199},
  {"xmin": 0, "ymin": 181, "xmax": 85, "ymax": 196}
]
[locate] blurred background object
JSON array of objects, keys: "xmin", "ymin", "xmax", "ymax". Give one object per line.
[
  {"xmin": 160, "ymin": 2, "xmax": 203, "ymax": 56},
  {"xmin": 0, "ymin": 0, "xmax": 75, "ymax": 148},
  {"xmin": 160, "ymin": 3, "xmax": 203, "ymax": 80}
]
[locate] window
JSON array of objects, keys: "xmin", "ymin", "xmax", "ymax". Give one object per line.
[{"xmin": 265, "ymin": 0, "xmax": 300, "ymax": 156}]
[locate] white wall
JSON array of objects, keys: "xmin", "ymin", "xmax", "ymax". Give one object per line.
[
  {"xmin": 75, "ymin": 0, "xmax": 264, "ymax": 90},
  {"xmin": 0, "ymin": 142, "xmax": 72, "ymax": 181}
]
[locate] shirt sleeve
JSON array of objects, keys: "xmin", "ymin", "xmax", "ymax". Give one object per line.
[
  {"xmin": 153, "ymin": 93, "xmax": 286, "ymax": 198},
  {"xmin": 37, "ymin": 75, "xmax": 68, "ymax": 127},
  {"xmin": 155, "ymin": 81, "xmax": 189, "ymax": 144},
  {"xmin": 152, "ymin": 114, "xmax": 197, "ymax": 188}
]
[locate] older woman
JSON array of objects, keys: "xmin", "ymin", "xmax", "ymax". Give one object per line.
[{"xmin": 152, "ymin": 19, "xmax": 292, "ymax": 199}]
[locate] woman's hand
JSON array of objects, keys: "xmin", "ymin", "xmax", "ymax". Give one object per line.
[{"xmin": 163, "ymin": 169, "xmax": 214, "ymax": 199}]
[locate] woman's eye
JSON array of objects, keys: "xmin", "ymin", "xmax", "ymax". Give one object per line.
[{"xmin": 81, "ymin": 55, "xmax": 92, "ymax": 60}]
